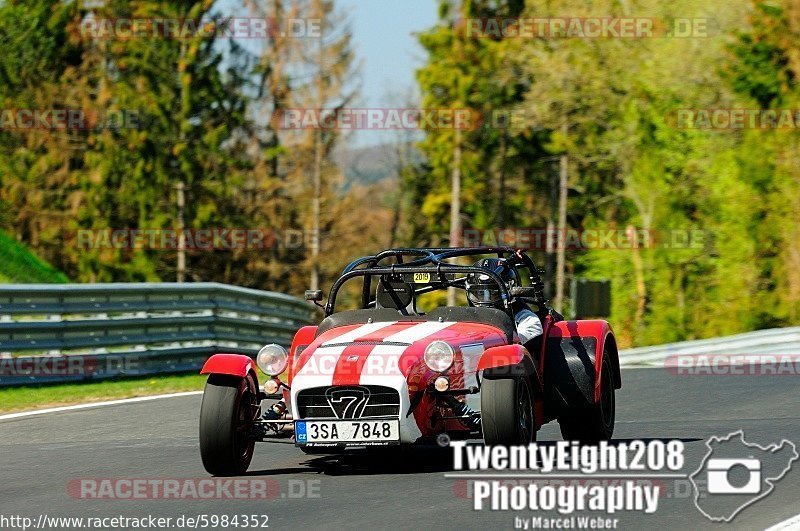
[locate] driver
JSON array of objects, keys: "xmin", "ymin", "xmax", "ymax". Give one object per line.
[{"xmin": 464, "ymin": 258, "xmax": 543, "ymax": 347}]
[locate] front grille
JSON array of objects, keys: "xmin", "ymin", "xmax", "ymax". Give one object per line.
[{"xmin": 296, "ymin": 385, "xmax": 401, "ymax": 419}]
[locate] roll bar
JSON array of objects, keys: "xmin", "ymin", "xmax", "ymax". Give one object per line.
[{"xmin": 324, "ymin": 247, "xmax": 546, "ymax": 317}]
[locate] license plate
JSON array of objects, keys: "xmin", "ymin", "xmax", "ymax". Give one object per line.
[{"xmin": 295, "ymin": 419, "xmax": 400, "ymax": 445}]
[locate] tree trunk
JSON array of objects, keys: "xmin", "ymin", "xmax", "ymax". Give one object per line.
[
  {"xmin": 554, "ymin": 123, "xmax": 569, "ymax": 311},
  {"xmin": 309, "ymin": 23, "xmax": 324, "ymax": 291},
  {"xmin": 176, "ymin": 40, "xmax": 189, "ymax": 283},
  {"xmin": 447, "ymin": 129, "xmax": 462, "ymax": 306},
  {"xmin": 310, "ymin": 126, "xmax": 322, "ymax": 291},
  {"xmin": 176, "ymin": 181, "xmax": 186, "ymax": 283},
  {"xmin": 387, "ymin": 140, "xmax": 407, "ymax": 248},
  {"xmin": 546, "ymin": 161, "xmax": 557, "ymax": 300},
  {"xmin": 497, "ymin": 133, "xmax": 507, "ymax": 228},
  {"xmin": 628, "ymin": 224, "xmax": 647, "ymax": 338}
]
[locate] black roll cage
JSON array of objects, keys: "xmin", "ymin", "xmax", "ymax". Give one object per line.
[{"xmin": 323, "ymin": 247, "xmax": 546, "ymax": 318}]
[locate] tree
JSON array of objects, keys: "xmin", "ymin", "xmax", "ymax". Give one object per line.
[
  {"xmin": 275, "ymin": 0, "xmax": 356, "ymax": 291},
  {"xmin": 0, "ymin": 0, "xmax": 85, "ymax": 273},
  {"xmin": 725, "ymin": 0, "xmax": 800, "ymax": 324}
]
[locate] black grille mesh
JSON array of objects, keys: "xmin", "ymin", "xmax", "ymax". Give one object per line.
[{"xmin": 296, "ymin": 385, "xmax": 401, "ymax": 419}]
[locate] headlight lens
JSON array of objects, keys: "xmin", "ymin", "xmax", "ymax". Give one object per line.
[
  {"xmin": 256, "ymin": 344, "xmax": 288, "ymax": 376},
  {"xmin": 424, "ymin": 341, "xmax": 455, "ymax": 372}
]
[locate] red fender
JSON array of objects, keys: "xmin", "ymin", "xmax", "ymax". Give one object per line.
[
  {"xmin": 478, "ymin": 344, "xmax": 543, "ymax": 390},
  {"xmin": 547, "ymin": 320, "xmax": 619, "ymax": 402},
  {"xmin": 477, "ymin": 344, "xmax": 528, "ymax": 371},
  {"xmin": 287, "ymin": 325, "xmax": 318, "ymax": 384},
  {"xmin": 200, "ymin": 353, "xmax": 256, "ymax": 378}
]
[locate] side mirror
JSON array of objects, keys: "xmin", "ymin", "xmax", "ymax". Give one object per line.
[
  {"xmin": 304, "ymin": 290, "xmax": 323, "ymax": 302},
  {"xmin": 510, "ymin": 286, "xmax": 538, "ymax": 298}
]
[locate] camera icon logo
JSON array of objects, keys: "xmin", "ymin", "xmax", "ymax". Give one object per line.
[
  {"xmin": 706, "ymin": 457, "xmax": 761, "ymax": 495},
  {"xmin": 690, "ymin": 431, "xmax": 798, "ymax": 522}
]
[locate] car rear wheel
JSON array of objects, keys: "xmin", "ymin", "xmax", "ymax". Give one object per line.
[
  {"xmin": 199, "ymin": 373, "xmax": 258, "ymax": 476},
  {"xmin": 481, "ymin": 375, "xmax": 536, "ymax": 446},
  {"xmin": 558, "ymin": 353, "xmax": 615, "ymax": 444}
]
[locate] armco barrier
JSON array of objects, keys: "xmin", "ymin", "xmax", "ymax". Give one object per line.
[
  {"xmin": 0, "ymin": 283, "xmax": 315, "ymax": 386},
  {"xmin": 2, "ymin": 283, "xmax": 795, "ymax": 385},
  {"xmin": 618, "ymin": 327, "xmax": 800, "ymax": 367}
]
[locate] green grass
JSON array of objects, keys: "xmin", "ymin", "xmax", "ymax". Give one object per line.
[
  {"xmin": 0, "ymin": 229, "xmax": 69, "ymax": 283},
  {"xmin": 0, "ymin": 373, "xmax": 208, "ymax": 414}
]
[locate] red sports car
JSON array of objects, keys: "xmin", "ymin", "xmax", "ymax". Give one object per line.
[{"xmin": 198, "ymin": 247, "xmax": 621, "ymax": 476}]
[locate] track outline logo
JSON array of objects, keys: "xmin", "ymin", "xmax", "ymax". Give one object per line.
[{"xmin": 690, "ymin": 430, "xmax": 798, "ymax": 522}]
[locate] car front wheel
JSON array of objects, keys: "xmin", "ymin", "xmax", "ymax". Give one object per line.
[
  {"xmin": 199, "ymin": 373, "xmax": 258, "ymax": 475},
  {"xmin": 481, "ymin": 374, "xmax": 536, "ymax": 446}
]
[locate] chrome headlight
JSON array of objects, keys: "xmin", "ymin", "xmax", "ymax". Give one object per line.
[
  {"xmin": 256, "ymin": 344, "xmax": 288, "ymax": 376},
  {"xmin": 424, "ymin": 341, "xmax": 455, "ymax": 372}
]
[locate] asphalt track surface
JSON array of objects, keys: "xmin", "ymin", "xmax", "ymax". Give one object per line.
[{"xmin": 1, "ymin": 368, "xmax": 799, "ymax": 530}]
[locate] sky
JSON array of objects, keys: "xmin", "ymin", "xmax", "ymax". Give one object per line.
[
  {"xmin": 338, "ymin": 0, "xmax": 439, "ymax": 145},
  {"xmin": 340, "ymin": 0, "xmax": 438, "ymax": 106},
  {"xmin": 221, "ymin": 0, "xmax": 439, "ymax": 146}
]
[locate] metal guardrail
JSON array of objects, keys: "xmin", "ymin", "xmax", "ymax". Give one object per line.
[
  {"xmin": 0, "ymin": 283, "xmax": 315, "ymax": 386},
  {"xmin": 2, "ymin": 282, "xmax": 794, "ymax": 385},
  {"xmin": 618, "ymin": 327, "xmax": 800, "ymax": 367}
]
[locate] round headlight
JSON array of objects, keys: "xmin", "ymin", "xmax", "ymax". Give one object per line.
[
  {"xmin": 256, "ymin": 344, "xmax": 288, "ymax": 376},
  {"xmin": 424, "ymin": 341, "xmax": 455, "ymax": 372}
]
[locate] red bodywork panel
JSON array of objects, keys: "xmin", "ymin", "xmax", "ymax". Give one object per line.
[
  {"xmin": 290, "ymin": 320, "xmax": 511, "ymax": 437},
  {"xmin": 547, "ymin": 320, "xmax": 615, "ymax": 402},
  {"xmin": 287, "ymin": 325, "xmax": 318, "ymax": 386},
  {"xmin": 291, "ymin": 321, "xmax": 508, "ymax": 389},
  {"xmin": 476, "ymin": 343, "xmax": 526, "ymax": 371},
  {"xmin": 200, "ymin": 353, "xmax": 256, "ymax": 378}
]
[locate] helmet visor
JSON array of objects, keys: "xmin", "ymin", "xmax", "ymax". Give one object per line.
[{"xmin": 466, "ymin": 282, "xmax": 502, "ymax": 305}]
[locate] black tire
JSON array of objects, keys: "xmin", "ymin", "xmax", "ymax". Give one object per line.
[
  {"xmin": 199, "ymin": 373, "xmax": 258, "ymax": 476},
  {"xmin": 481, "ymin": 375, "xmax": 536, "ymax": 446},
  {"xmin": 558, "ymin": 353, "xmax": 615, "ymax": 444}
]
